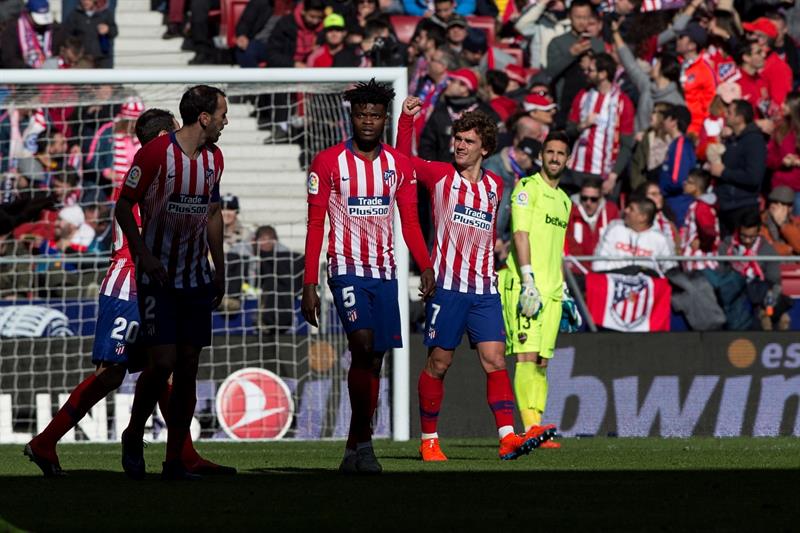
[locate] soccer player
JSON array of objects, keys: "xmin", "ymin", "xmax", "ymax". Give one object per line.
[
  {"xmin": 397, "ymin": 97, "xmax": 553, "ymax": 462},
  {"xmin": 24, "ymin": 108, "xmax": 231, "ymax": 477},
  {"xmin": 499, "ymin": 130, "xmax": 573, "ymax": 449},
  {"xmin": 301, "ymin": 80, "xmax": 436, "ymax": 475},
  {"xmin": 115, "ymin": 85, "xmax": 228, "ymax": 480}
]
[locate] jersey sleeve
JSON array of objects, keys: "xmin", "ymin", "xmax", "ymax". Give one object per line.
[
  {"xmin": 307, "ymin": 152, "xmax": 333, "ymax": 208},
  {"xmin": 210, "ymin": 148, "xmax": 224, "ymax": 203},
  {"xmin": 119, "ymin": 142, "xmax": 162, "ymax": 202},
  {"xmin": 619, "ymin": 94, "xmax": 635, "ymax": 136},
  {"xmin": 510, "ymin": 179, "xmax": 537, "ymax": 234}
]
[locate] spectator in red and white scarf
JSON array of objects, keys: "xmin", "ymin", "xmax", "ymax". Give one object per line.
[{"xmin": 1, "ymin": 0, "xmax": 60, "ymax": 69}]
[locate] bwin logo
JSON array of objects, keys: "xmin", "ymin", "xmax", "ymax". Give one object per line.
[{"xmin": 545, "ymin": 214, "xmax": 567, "ymax": 228}]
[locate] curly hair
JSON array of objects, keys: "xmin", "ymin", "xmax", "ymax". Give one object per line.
[
  {"xmin": 343, "ymin": 78, "xmax": 396, "ymax": 109},
  {"xmin": 452, "ymin": 111, "xmax": 497, "ymax": 155}
]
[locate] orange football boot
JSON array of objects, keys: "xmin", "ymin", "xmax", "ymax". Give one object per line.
[
  {"xmin": 498, "ymin": 433, "xmax": 537, "ymax": 460},
  {"xmin": 524, "ymin": 424, "xmax": 558, "ymax": 446},
  {"xmin": 539, "ymin": 439, "xmax": 561, "ymax": 449},
  {"xmin": 419, "ymin": 438, "xmax": 448, "ymax": 461}
]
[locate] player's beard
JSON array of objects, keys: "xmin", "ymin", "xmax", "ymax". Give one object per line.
[{"xmin": 543, "ymin": 159, "xmax": 565, "ymax": 180}]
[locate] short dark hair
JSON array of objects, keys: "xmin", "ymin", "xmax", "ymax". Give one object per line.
[
  {"xmin": 543, "ymin": 130, "xmax": 571, "ymax": 155},
  {"xmin": 364, "ymin": 18, "xmax": 390, "ymax": 39},
  {"xmin": 730, "ymin": 99, "xmax": 754, "ymax": 124},
  {"xmin": 593, "ymin": 52, "xmax": 617, "ymax": 81},
  {"xmin": 582, "ymin": 177, "xmax": 603, "ymax": 192},
  {"xmin": 657, "ymin": 52, "xmax": 681, "ymax": 85},
  {"xmin": 664, "ymin": 104, "xmax": 691, "ymax": 133},
  {"xmin": 739, "ymin": 209, "xmax": 762, "ymax": 229},
  {"xmin": 414, "ymin": 19, "xmax": 446, "ymax": 48},
  {"xmin": 135, "ymin": 108, "xmax": 176, "ymax": 145},
  {"xmin": 631, "ymin": 197, "xmax": 657, "ymax": 226},
  {"xmin": 303, "ymin": 0, "xmax": 325, "ymax": 11},
  {"xmin": 452, "ymin": 111, "xmax": 497, "ymax": 155},
  {"xmin": 486, "ymin": 70, "xmax": 509, "ymax": 95},
  {"xmin": 687, "ymin": 169, "xmax": 711, "ymax": 193},
  {"xmin": 61, "ymin": 36, "xmax": 84, "ymax": 56},
  {"xmin": 734, "ymin": 40, "xmax": 759, "ymax": 66},
  {"xmin": 256, "ymin": 225, "xmax": 278, "ymax": 240},
  {"xmin": 344, "ymin": 78, "xmax": 395, "ymax": 109},
  {"xmin": 179, "ymin": 85, "xmax": 226, "ymax": 125},
  {"xmin": 570, "ymin": 0, "xmax": 595, "ymax": 12}
]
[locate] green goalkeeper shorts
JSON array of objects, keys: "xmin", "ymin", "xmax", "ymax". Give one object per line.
[{"xmin": 498, "ymin": 268, "xmax": 561, "ymax": 359}]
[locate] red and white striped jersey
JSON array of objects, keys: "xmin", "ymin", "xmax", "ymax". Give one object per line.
[
  {"xmin": 307, "ymin": 140, "xmax": 416, "ymax": 280},
  {"xmin": 112, "ymin": 133, "xmax": 141, "ymax": 188},
  {"xmin": 568, "ymin": 87, "xmax": 634, "ymax": 178},
  {"xmin": 120, "ymin": 132, "xmax": 223, "ymax": 289},
  {"xmin": 680, "ymin": 197, "xmax": 720, "ymax": 271},
  {"xmin": 100, "ymin": 185, "xmax": 140, "ymax": 301},
  {"xmin": 416, "ymin": 160, "xmax": 502, "ymax": 294}
]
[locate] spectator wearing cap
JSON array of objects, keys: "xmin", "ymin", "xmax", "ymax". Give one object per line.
[
  {"xmin": 767, "ymin": 90, "xmax": 800, "ymax": 214},
  {"xmin": 85, "ymin": 96, "xmax": 143, "ymax": 195},
  {"xmin": 34, "ymin": 204, "xmax": 94, "ymax": 298},
  {"xmin": 611, "ymin": 20, "xmax": 684, "ymax": 134},
  {"xmin": 566, "ymin": 176, "xmax": 620, "ymax": 271},
  {"xmin": 483, "ymin": 136, "xmax": 540, "ymax": 248},
  {"xmin": 1, "ymin": 0, "xmax": 60, "ymax": 69},
  {"xmin": 566, "ymin": 52, "xmax": 635, "ymax": 197},
  {"xmin": 676, "ymin": 21, "xmax": 717, "ymax": 136},
  {"xmin": 220, "ymin": 193, "xmax": 255, "ymax": 310},
  {"xmin": 486, "ymin": 70, "xmax": 518, "ymax": 122},
  {"xmin": 544, "ymin": 0, "xmax": 605, "ymax": 125},
  {"xmin": 61, "ymin": 0, "xmax": 117, "ymax": 68},
  {"xmin": 514, "ymin": 0, "xmax": 570, "ymax": 71},
  {"xmin": 419, "ymin": 67, "xmax": 499, "ymax": 163},
  {"xmin": 764, "ymin": 10, "xmax": 800, "ymax": 88},
  {"xmin": 307, "ymin": 13, "xmax": 356, "ymax": 67},
  {"xmin": 658, "ymin": 105, "xmax": 696, "ymax": 226},
  {"xmin": 743, "ymin": 17, "xmax": 792, "ymax": 109},
  {"xmin": 709, "ymin": 99, "xmax": 767, "ymax": 236},
  {"xmin": 760, "ymin": 186, "xmax": 800, "ymax": 255},
  {"xmin": 444, "ymin": 15, "xmax": 468, "ymax": 56},
  {"xmin": 460, "ymin": 28, "xmax": 516, "ymax": 74},
  {"xmin": 522, "ymin": 92, "xmax": 556, "ymax": 142}
]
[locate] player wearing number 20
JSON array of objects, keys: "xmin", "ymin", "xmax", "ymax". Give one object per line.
[
  {"xmin": 499, "ymin": 130, "xmax": 573, "ymax": 449},
  {"xmin": 397, "ymin": 97, "xmax": 554, "ymax": 462},
  {"xmin": 301, "ymin": 80, "xmax": 436, "ymax": 475}
]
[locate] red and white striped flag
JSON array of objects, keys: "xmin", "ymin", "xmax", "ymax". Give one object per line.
[
  {"xmin": 586, "ymin": 272, "xmax": 671, "ymax": 332},
  {"xmin": 641, "ymin": 0, "xmax": 686, "ymax": 12}
]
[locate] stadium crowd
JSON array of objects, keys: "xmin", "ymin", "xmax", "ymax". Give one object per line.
[{"xmin": 1, "ymin": 0, "xmax": 800, "ymax": 331}]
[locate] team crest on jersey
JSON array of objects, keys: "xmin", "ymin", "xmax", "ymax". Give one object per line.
[
  {"xmin": 383, "ymin": 169, "xmax": 396, "ymax": 186},
  {"xmin": 488, "ymin": 191, "xmax": 497, "ymax": 202},
  {"xmin": 427, "ymin": 328, "xmax": 436, "ymax": 339},
  {"xmin": 205, "ymin": 168, "xmax": 214, "ymax": 180},
  {"xmin": 125, "ymin": 165, "xmax": 142, "ymax": 188},
  {"xmin": 308, "ymin": 172, "xmax": 319, "ymax": 195},
  {"xmin": 518, "ymin": 332, "xmax": 527, "ymax": 343},
  {"xmin": 115, "ymin": 342, "xmax": 126, "ymax": 355},
  {"xmin": 515, "ymin": 191, "xmax": 529, "ymax": 207}
]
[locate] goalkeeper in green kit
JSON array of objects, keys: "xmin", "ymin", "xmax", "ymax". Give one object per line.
[{"xmin": 498, "ymin": 130, "xmax": 580, "ymax": 449}]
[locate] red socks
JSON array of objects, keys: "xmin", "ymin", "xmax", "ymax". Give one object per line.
[
  {"xmin": 487, "ymin": 370, "xmax": 515, "ymax": 430},
  {"xmin": 158, "ymin": 383, "xmax": 201, "ymax": 465},
  {"xmin": 346, "ymin": 365, "xmax": 376, "ymax": 449},
  {"xmin": 37, "ymin": 374, "xmax": 111, "ymax": 447},
  {"xmin": 418, "ymin": 371, "xmax": 444, "ymax": 435}
]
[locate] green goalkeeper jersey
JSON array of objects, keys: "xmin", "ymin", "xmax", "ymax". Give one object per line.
[{"xmin": 506, "ymin": 172, "xmax": 571, "ymax": 301}]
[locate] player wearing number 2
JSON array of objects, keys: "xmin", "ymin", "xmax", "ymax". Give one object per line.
[
  {"xmin": 499, "ymin": 130, "xmax": 572, "ymax": 449},
  {"xmin": 301, "ymin": 80, "xmax": 436, "ymax": 475},
  {"xmin": 397, "ymin": 96, "xmax": 555, "ymax": 462},
  {"xmin": 24, "ymin": 108, "xmax": 232, "ymax": 477}
]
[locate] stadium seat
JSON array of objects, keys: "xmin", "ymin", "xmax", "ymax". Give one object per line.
[
  {"xmin": 780, "ymin": 263, "xmax": 800, "ymax": 298},
  {"xmin": 390, "ymin": 15, "xmax": 421, "ymax": 44},
  {"xmin": 219, "ymin": 0, "xmax": 250, "ymax": 49},
  {"xmin": 466, "ymin": 15, "xmax": 496, "ymax": 46}
]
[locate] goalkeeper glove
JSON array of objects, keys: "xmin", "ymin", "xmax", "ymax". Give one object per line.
[
  {"xmin": 560, "ymin": 282, "xmax": 583, "ymax": 333},
  {"xmin": 518, "ymin": 265, "xmax": 542, "ymax": 318}
]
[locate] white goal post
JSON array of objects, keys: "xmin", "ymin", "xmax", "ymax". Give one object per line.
[{"xmin": 0, "ymin": 67, "xmax": 413, "ymax": 442}]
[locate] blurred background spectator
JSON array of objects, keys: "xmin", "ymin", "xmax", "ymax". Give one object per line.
[{"xmin": 61, "ymin": 0, "xmax": 117, "ymax": 68}]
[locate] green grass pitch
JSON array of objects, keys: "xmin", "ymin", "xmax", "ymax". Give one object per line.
[{"xmin": 0, "ymin": 438, "xmax": 798, "ymax": 531}]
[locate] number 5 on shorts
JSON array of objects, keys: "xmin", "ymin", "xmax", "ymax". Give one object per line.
[{"xmin": 342, "ymin": 286, "xmax": 356, "ymax": 308}]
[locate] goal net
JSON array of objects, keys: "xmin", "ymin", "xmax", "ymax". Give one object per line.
[{"xmin": 0, "ymin": 68, "xmax": 411, "ymax": 444}]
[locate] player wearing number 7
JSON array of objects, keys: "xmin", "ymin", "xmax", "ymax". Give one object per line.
[
  {"xmin": 24, "ymin": 108, "xmax": 233, "ymax": 477},
  {"xmin": 301, "ymin": 80, "xmax": 436, "ymax": 475},
  {"xmin": 499, "ymin": 130, "xmax": 572, "ymax": 448},
  {"xmin": 397, "ymin": 96, "xmax": 554, "ymax": 462}
]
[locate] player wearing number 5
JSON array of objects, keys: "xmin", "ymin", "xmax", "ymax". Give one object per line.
[
  {"xmin": 301, "ymin": 80, "xmax": 435, "ymax": 475},
  {"xmin": 397, "ymin": 96, "xmax": 552, "ymax": 462},
  {"xmin": 499, "ymin": 131, "xmax": 572, "ymax": 448}
]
